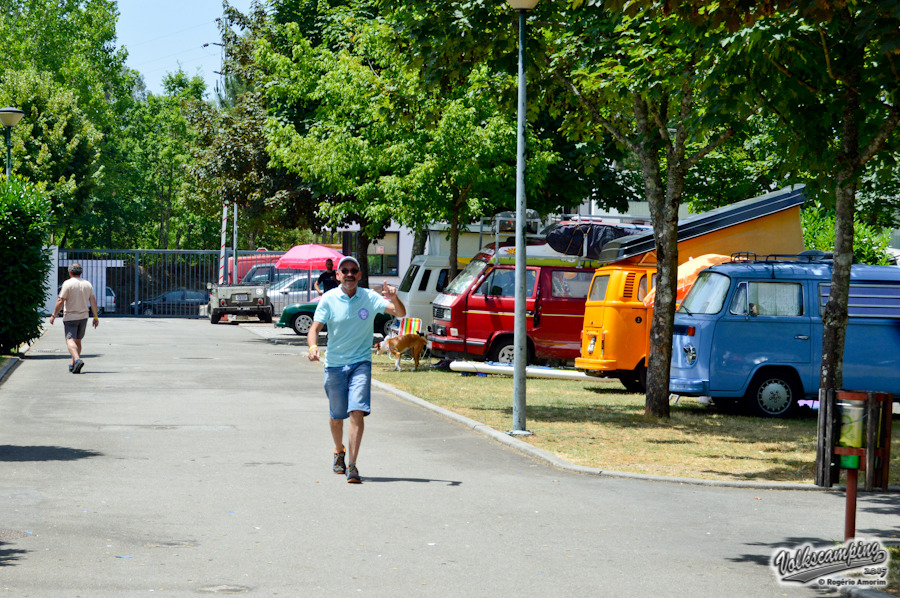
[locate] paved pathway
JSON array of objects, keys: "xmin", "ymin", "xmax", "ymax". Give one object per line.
[{"xmin": 0, "ymin": 318, "xmax": 895, "ymax": 597}]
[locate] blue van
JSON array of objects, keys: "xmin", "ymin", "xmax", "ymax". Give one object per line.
[{"xmin": 669, "ymin": 253, "xmax": 900, "ymax": 417}]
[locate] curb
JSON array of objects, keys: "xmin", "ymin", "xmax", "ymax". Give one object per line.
[
  {"xmin": 0, "ymin": 355, "xmax": 21, "ymax": 384},
  {"xmin": 245, "ymin": 322, "xmax": 898, "ymax": 494},
  {"xmin": 371, "ymin": 378, "xmax": 900, "ymax": 494}
]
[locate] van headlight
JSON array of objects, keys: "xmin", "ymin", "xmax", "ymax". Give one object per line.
[
  {"xmin": 683, "ymin": 345, "xmax": 697, "ymax": 366},
  {"xmin": 587, "ymin": 336, "xmax": 596, "ymax": 354}
]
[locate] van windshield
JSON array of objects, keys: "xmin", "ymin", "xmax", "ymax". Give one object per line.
[
  {"xmin": 444, "ymin": 259, "xmax": 487, "ymax": 295},
  {"xmin": 679, "ymin": 272, "xmax": 731, "ymax": 314}
]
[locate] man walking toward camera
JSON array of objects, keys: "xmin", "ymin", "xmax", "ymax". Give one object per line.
[
  {"xmin": 49, "ymin": 262, "xmax": 99, "ymax": 374},
  {"xmin": 307, "ymin": 256, "xmax": 405, "ymax": 483},
  {"xmin": 314, "ymin": 258, "xmax": 339, "ymax": 294}
]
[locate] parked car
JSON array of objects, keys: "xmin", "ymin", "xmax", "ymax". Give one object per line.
[
  {"xmin": 396, "ymin": 255, "xmax": 454, "ymax": 332},
  {"xmin": 131, "ymin": 289, "xmax": 209, "ymax": 316},
  {"xmin": 101, "ymin": 286, "xmax": 116, "ymax": 314},
  {"xmin": 669, "ymin": 252, "xmax": 900, "ymax": 417},
  {"xmin": 57, "ymin": 284, "xmax": 116, "ymax": 315},
  {"xmin": 276, "ymin": 299, "xmax": 395, "ymax": 337},
  {"xmin": 429, "ymin": 241, "xmax": 595, "ymax": 365},
  {"xmin": 268, "ymin": 272, "xmax": 324, "ymax": 315}
]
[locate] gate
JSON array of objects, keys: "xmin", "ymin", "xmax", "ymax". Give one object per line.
[{"xmin": 56, "ymin": 249, "xmax": 285, "ymax": 318}]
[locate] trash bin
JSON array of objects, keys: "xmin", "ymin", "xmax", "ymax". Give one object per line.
[{"xmin": 837, "ymin": 399, "xmax": 865, "ymax": 469}]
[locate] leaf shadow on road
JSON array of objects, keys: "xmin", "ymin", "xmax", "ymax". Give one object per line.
[
  {"xmin": 727, "ymin": 536, "xmax": 833, "ymax": 567},
  {"xmin": 0, "ymin": 542, "xmax": 28, "ymax": 567},
  {"xmin": 0, "ymin": 445, "xmax": 103, "ymax": 461}
]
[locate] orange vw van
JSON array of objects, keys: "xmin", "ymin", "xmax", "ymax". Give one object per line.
[{"xmin": 576, "ymin": 187, "xmax": 807, "ymax": 391}]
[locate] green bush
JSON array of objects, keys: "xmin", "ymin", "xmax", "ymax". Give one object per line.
[
  {"xmin": 801, "ymin": 208, "xmax": 892, "ymax": 265},
  {"xmin": 0, "ymin": 176, "xmax": 53, "ymax": 354}
]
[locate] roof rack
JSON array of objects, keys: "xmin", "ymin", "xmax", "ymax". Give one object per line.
[{"xmin": 729, "ymin": 250, "xmax": 833, "ymax": 264}]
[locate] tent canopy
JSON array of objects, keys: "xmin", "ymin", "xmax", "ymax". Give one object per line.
[
  {"xmin": 642, "ymin": 254, "xmax": 731, "ymax": 307},
  {"xmin": 275, "ymin": 244, "xmax": 344, "ymax": 270}
]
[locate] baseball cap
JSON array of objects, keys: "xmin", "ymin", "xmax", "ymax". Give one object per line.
[{"xmin": 338, "ymin": 256, "xmax": 360, "ymax": 271}]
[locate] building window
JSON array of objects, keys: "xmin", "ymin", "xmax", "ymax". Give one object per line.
[{"xmin": 341, "ymin": 231, "xmax": 399, "ymax": 276}]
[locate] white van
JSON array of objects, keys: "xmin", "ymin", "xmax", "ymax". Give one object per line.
[{"xmin": 396, "ymin": 255, "xmax": 454, "ymax": 332}]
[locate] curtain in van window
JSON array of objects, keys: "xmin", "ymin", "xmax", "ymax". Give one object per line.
[
  {"xmin": 550, "ymin": 271, "xmax": 592, "ymax": 298},
  {"xmin": 750, "ymin": 282, "xmax": 803, "ymax": 316}
]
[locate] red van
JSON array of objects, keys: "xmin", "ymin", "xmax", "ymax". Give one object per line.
[{"xmin": 428, "ymin": 242, "xmax": 595, "ymax": 365}]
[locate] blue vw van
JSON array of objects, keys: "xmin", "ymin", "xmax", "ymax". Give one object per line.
[{"xmin": 669, "ymin": 253, "xmax": 900, "ymax": 417}]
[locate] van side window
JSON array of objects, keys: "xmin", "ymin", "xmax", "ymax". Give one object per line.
[
  {"xmin": 748, "ymin": 282, "xmax": 803, "ymax": 316},
  {"xmin": 418, "ymin": 269, "xmax": 432, "ymax": 291},
  {"xmin": 588, "ymin": 275, "xmax": 610, "ymax": 302},
  {"xmin": 550, "ymin": 271, "xmax": 592, "ymax": 298},
  {"xmin": 436, "ymin": 269, "xmax": 450, "ymax": 293},
  {"xmin": 476, "ymin": 269, "xmax": 535, "ymax": 297},
  {"xmin": 399, "ymin": 265, "xmax": 419, "ymax": 293},
  {"xmin": 820, "ymin": 283, "xmax": 900, "ymax": 318},
  {"xmin": 637, "ymin": 276, "xmax": 648, "ymax": 301},
  {"xmin": 730, "ymin": 283, "xmax": 749, "ymax": 315}
]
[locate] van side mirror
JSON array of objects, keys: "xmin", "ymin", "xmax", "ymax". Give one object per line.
[{"xmin": 207, "ymin": 282, "xmax": 213, "ymax": 290}]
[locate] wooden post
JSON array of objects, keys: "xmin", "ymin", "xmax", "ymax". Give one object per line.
[
  {"xmin": 865, "ymin": 392, "xmax": 878, "ymax": 492},
  {"xmin": 845, "ymin": 468, "xmax": 858, "ymax": 541},
  {"xmin": 815, "ymin": 388, "xmax": 837, "ymax": 487}
]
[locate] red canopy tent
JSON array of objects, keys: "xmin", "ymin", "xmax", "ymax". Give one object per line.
[
  {"xmin": 275, "ymin": 244, "xmax": 345, "ymax": 270},
  {"xmin": 275, "ymin": 244, "xmax": 345, "ymax": 302}
]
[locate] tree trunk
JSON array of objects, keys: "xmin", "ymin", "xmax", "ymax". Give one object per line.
[
  {"xmin": 820, "ymin": 78, "xmax": 861, "ymax": 392},
  {"xmin": 412, "ymin": 229, "xmax": 427, "ymax": 258},
  {"xmin": 448, "ymin": 196, "xmax": 462, "ymax": 281},
  {"xmin": 633, "ymin": 94, "xmax": 673, "ymax": 418},
  {"xmin": 356, "ymin": 228, "xmax": 371, "ymax": 288}
]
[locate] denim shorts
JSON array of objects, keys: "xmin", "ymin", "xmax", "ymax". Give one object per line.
[
  {"xmin": 323, "ymin": 361, "xmax": 372, "ymax": 420},
  {"xmin": 64, "ymin": 319, "xmax": 87, "ymax": 340}
]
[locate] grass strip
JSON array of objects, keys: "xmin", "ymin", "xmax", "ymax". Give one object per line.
[{"xmin": 370, "ymin": 354, "xmax": 900, "ymax": 486}]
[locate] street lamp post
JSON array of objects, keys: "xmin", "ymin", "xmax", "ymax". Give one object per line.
[
  {"xmin": 0, "ymin": 107, "xmax": 24, "ymax": 177},
  {"xmin": 506, "ymin": 0, "xmax": 538, "ymax": 436}
]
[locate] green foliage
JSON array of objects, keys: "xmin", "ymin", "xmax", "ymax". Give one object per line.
[
  {"xmin": 0, "ymin": 68, "xmax": 103, "ymax": 245},
  {"xmin": 801, "ymin": 208, "xmax": 893, "ymax": 265},
  {"xmin": 0, "ymin": 177, "xmax": 52, "ymax": 354}
]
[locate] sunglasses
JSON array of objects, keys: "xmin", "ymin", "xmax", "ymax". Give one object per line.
[{"xmin": 341, "ymin": 268, "xmax": 359, "ymax": 275}]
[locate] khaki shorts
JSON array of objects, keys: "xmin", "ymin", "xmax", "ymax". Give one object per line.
[{"xmin": 64, "ymin": 319, "xmax": 87, "ymax": 340}]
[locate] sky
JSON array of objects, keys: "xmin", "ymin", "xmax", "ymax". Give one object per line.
[{"xmin": 115, "ymin": 0, "xmax": 254, "ymax": 98}]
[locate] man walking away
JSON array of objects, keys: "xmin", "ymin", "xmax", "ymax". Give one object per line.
[
  {"xmin": 307, "ymin": 256, "xmax": 405, "ymax": 483},
  {"xmin": 49, "ymin": 263, "xmax": 99, "ymax": 374}
]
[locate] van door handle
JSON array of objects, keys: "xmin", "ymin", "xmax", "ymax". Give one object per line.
[{"xmin": 794, "ymin": 335, "xmax": 809, "ymax": 340}]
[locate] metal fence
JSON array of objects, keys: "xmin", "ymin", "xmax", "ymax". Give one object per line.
[{"xmin": 57, "ymin": 249, "xmax": 285, "ymax": 317}]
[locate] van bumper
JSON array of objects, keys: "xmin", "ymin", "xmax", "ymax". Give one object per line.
[
  {"xmin": 669, "ymin": 377, "xmax": 709, "ymax": 396},
  {"xmin": 574, "ymin": 357, "xmax": 618, "ymax": 372}
]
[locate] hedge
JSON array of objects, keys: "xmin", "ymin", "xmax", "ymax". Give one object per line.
[{"xmin": 0, "ymin": 176, "xmax": 53, "ymax": 354}]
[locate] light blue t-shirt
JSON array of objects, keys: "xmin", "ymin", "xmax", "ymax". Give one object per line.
[{"xmin": 314, "ymin": 287, "xmax": 389, "ymax": 367}]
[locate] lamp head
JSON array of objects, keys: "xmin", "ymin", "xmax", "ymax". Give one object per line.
[
  {"xmin": 0, "ymin": 107, "xmax": 24, "ymax": 129},
  {"xmin": 506, "ymin": 0, "xmax": 539, "ymax": 10}
]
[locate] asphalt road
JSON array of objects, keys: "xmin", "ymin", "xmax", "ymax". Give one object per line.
[{"xmin": 0, "ymin": 318, "xmax": 895, "ymax": 597}]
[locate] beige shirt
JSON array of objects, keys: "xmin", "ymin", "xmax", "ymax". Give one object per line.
[{"xmin": 59, "ymin": 277, "xmax": 96, "ymax": 321}]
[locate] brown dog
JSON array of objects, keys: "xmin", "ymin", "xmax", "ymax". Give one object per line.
[{"xmin": 374, "ymin": 334, "xmax": 427, "ymax": 371}]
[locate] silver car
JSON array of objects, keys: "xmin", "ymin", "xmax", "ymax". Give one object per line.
[{"xmin": 269, "ymin": 272, "xmax": 323, "ymax": 315}]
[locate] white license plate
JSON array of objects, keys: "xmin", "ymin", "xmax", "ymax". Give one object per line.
[{"xmin": 234, "ymin": 294, "xmax": 249, "ymax": 302}]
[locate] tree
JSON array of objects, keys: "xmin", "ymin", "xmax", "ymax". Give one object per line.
[
  {"xmin": 184, "ymin": 91, "xmax": 321, "ymax": 250},
  {"xmin": 117, "ymin": 71, "xmax": 206, "ymax": 250},
  {"xmin": 722, "ymin": 2, "xmax": 900, "ymax": 391},
  {"xmin": 0, "ymin": 68, "xmax": 103, "ymax": 247},
  {"xmin": 546, "ymin": 6, "xmax": 752, "ymax": 417}
]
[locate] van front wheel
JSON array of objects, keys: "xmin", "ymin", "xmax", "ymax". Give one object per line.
[
  {"xmin": 489, "ymin": 339, "xmax": 524, "ymax": 365},
  {"xmin": 745, "ymin": 370, "xmax": 800, "ymax": 418}
]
